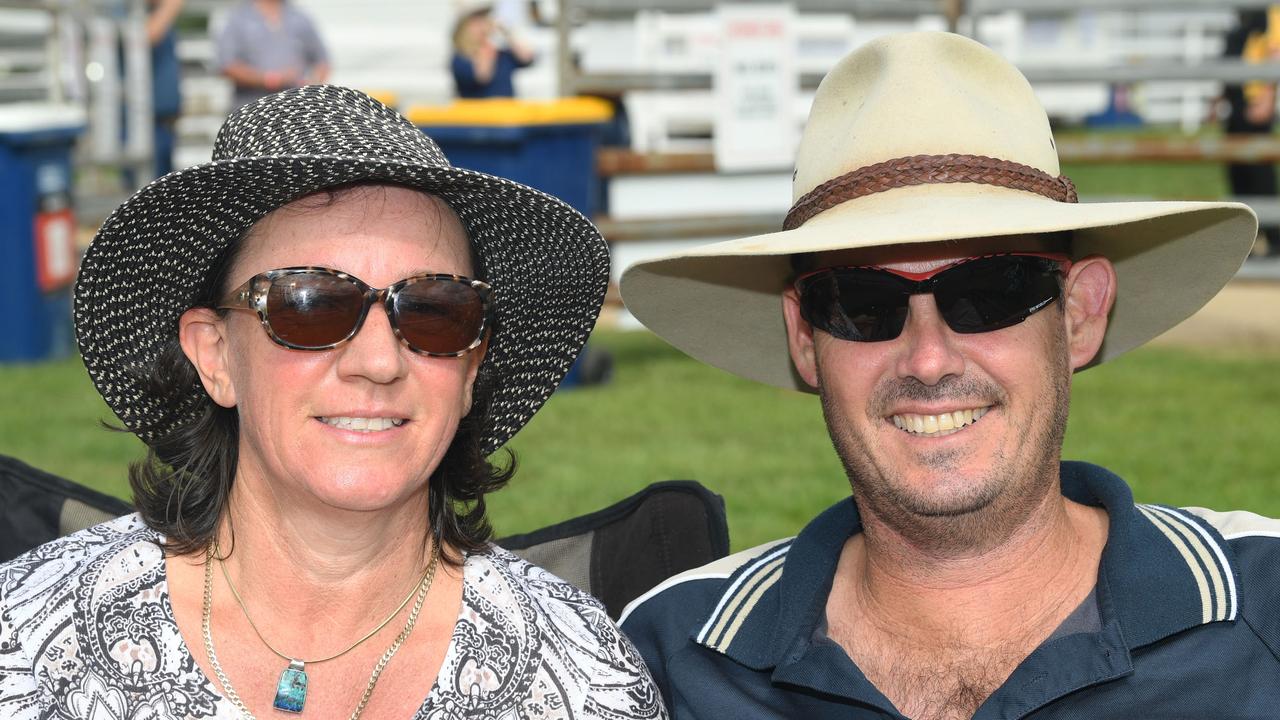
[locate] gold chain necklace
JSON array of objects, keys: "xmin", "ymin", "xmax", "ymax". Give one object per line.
[
  {"xmin": 201, "ymin": 540, "xmax": 440, "ymax": 718},
  {"xmin": 215, "ymin": 540, "xmax": 428, "ymax": 665}
]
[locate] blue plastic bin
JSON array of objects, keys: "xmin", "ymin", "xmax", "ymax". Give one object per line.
[
  {"xmin": 407, "ymin": 98, "xmax": 612, "ymax": 217},
  {"xmin": 0, "ymin": 105, "xmax": 85, "ymax": 363}
]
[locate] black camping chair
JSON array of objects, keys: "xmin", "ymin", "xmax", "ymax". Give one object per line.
[
  {"xmin": 0, "ymin": 454, "xmax": 134, "ymax": 563},
  {"xmin": 0, "ymin": 455, "xmax": 730, "ymax": 618},
  {"xmin": 498, "ymin": 480, "xmax": 730, "ymax": 618}
]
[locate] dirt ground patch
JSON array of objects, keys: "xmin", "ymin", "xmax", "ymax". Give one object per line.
[{"xmin": 1149, "ymin": 280, "xmax": 1280, "ymax": 354}]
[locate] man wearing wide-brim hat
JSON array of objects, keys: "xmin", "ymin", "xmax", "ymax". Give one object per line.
[{"xmin": 618, "ymin": 32, "xmax": 1280, "ymax": 719}]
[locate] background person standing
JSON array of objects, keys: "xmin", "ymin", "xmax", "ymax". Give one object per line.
[
  {"xmin": 1223, "ymin": 7, "xmax": 1280, "ymax": 256},
  {"xmin": 146, "ymin": 0, "xmax": 183, "ymax": 177},
  {"xmin": 216, "ymin": 0, "xmax": 330, "ymax": 109},
  {"xmin": 450, "ymin": 1, "xmax": 534, "ymax": 99}
]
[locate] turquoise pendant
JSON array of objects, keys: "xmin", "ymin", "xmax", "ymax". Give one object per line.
[{"xmin": 273, "ymin": 660, "xmax": 308, "ymax": 713}]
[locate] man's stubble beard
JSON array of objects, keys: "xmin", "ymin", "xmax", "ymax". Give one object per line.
[{"xmin": 816, "ymin": 328, "xmax": 1072, "ymax": 556}]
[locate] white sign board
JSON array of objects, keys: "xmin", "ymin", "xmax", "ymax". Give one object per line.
[{"xmin": 713, "ymin": 4, "xmax": 798, "ymax": 173}]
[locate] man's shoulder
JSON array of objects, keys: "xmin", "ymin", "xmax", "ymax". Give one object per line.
[
  {"xmin": 1177, "ymin": 505, "xmax": 1280, "ymax": 652},
  {"xmin": 619, "ymin": 537, "xmax": 794, "ymax": 649},
  {"xmin": 1179, "ymin": 505, "xmax": 1280, "ymax": 574},
  {"xmin": 1180, "ymin": 506, "xmax": 1280, "ymax": 540}
]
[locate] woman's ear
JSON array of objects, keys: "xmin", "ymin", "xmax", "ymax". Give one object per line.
[
  {"xmin": 461, "ymin": 334, "xmax": 489, "ymax": 415},
  {"xmin": 179, "ymin": 308, "xmax": 238, "ymax": 408},
  {"xmin": 782, "ymin": 287, "xmax": 820, "ymax": 389},
  {"xmin": 1061, "ymin": 255, "xmax": 1118, "ymax": 370}
]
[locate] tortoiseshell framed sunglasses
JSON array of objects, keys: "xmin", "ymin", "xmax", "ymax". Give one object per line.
[{"xmin": 218, "ymin": 266, "xmax": 492, "ymax": 357}]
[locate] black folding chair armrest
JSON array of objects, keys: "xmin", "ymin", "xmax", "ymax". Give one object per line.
[
  {"xmin": 499, "ymin": 480, "xmax": 730, "ymax": 619},
  {"xmin": 0, "ymin": 454, "xmax": 133, "ymax": 563}
]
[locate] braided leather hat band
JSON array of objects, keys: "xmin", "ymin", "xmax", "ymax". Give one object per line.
[{"xmin": 784, "ymin": 153, "xmax": 1079, "ymax": 231}]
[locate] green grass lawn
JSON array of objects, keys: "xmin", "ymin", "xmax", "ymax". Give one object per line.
[
  {"xmin": 1064, "ymin": 161, "xmax": 1228, "ymax": 198},
  {"xmin": 3, "ymin": 330, "xmax": 1277, "ymax": 552},
  {"xmin": 1057, "ymin": 127, "xmax": 1235, "ymax": 200}
]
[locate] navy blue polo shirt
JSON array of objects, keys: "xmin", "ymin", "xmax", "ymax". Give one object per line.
[{"xmin": 621, "ymin": 461, "xmax": 1280, "ymax": 719}]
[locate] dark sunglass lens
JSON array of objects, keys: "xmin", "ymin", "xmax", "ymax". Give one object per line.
[
  {"xmin": 394, "ymin": 279, "xmax": 485, "ymax": 354},
  {"xmin": 935, "ymin": 257, "xmax": 1062, "ymax": 334},
  {"xmin": 266, "ymin": 272, "xmax": 365, "ymax": 347},
  {"xmin": 801, "ymin": 270, "xmax": 910, "ymax": 342}
]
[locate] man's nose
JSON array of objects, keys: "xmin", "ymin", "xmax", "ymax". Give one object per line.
[{"xmin": 893, "ymin": 294, "xmax": 966, "ymax": 385}]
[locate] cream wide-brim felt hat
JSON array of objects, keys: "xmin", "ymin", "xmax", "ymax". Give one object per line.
[{"xmin": 620, "ymin": 32, "xmax": 1257, "ymax": 391}]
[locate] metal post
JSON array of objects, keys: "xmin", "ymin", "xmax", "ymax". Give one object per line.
[
  {"xmin": 121, "ymin": 0, "xmax": 154, "ymax": 182},
  {"xmin": 557, "ymin": 0, "xmax": 574, "ymax": 97},
  {"xmin": 86, "ymin": 14, "xmax": 120, "ymax": 163},
  {"xmin": 944, "ymin": 0, "xmax": 965, "ymax": 34},
  {"xmin": 44, "ymin": 3, "xmax": 64, "ymax": 103}
]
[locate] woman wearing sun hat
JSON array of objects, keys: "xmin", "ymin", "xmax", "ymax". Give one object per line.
[{"xmin": 0, "ymin": 86, "xmax": 663, "ymax": 719}]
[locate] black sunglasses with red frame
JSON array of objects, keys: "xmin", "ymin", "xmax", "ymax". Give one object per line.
[{"xmin": 794, "ymin": 253, "xmax": 1073, "ymax": 343}]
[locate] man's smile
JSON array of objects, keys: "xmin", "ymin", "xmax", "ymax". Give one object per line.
[{"xmin": 890, "ymin": 406, "xmax": 991, "ymax": 437}]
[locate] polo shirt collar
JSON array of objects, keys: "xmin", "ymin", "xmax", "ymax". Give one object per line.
[
  {"xmin": 1060, "ymin": 461, "xmax": 1240, "ymax": 646},
  {"xmin": 691, "ymin": 461, "xmax": 1241, "ymax": 673}
]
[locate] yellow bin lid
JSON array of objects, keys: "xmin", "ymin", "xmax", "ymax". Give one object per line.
[
  {"xmin": 405, "ymin": 97, "xmax": 613, "ymax": 126},
  {"xmin": 363, "ymin": 89, "xmax": 400, "ymax": 109}
]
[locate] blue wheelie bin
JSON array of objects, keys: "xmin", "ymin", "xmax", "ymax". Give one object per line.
[
  {"xmin": 406, "ymin": 97, "xmax": 612, "ymax": 217},
  {"xmin": 0, "ymin": 105, "xmax": 85, "ymax": 363}
]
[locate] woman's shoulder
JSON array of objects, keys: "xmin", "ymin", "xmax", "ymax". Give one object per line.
[
  {"xmin": 469, "ymin": 544, "xmax": 611, "ymax": 626},
  {"xmin": 0, "ymin": 514, "xmax": 161, "ymax": 606},
  {"xmin": 450, "ymin": 546, "xmax": 666, "ymax": 718},
  {"xmin": 0, "ymin": 516, "xmax": 220, "ymax": 719}
]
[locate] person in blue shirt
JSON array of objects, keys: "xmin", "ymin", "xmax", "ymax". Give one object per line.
[
  {"xmin": 147, "ymin": 0, "xmax": 183, "ymax": 177},
  {"xmin": 619, "ymin": 32, "xmax": 1280, "ymax": 719},
  {"xmin": 450, "ymin": 2, "xmax": 534, "ymax": 99},
  {"xmin": 115, "ymin": 0, "xmax": 182, "ymax": 184}
]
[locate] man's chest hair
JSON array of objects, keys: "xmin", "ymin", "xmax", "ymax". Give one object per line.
[{"xmin": 829, "ymin": 619, "xmax": 1042, "ymax": 720}]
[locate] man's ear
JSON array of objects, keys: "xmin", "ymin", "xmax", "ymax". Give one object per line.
[
  {"xmin": 782, "ymin": 287, "xmax": 820, "ymax": 388},
  {"xmin": 178, "ymin": 308, "xmax": 238, "ymax": 408},
  {"xmin": 1061, "ymin": 255, "xmax": 1117, "ymax": 370}
]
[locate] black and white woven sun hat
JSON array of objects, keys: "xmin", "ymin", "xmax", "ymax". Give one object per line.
[{"xmin": 75, "ymin": 84, "xmax": 609, "ymax": 455}]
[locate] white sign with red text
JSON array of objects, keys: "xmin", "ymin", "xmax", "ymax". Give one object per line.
[{"xmin": 713, "ymin": 4, "xmax": 798, "ymax": 173}]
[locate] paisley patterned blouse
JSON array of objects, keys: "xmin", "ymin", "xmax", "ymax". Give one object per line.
[{"xmin": 0, "ymin": 515, "xmax": 666, "ymax": 720}]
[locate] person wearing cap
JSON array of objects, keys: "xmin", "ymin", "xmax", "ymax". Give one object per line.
[
  {"xmin": 619, "ymin": 32, "xmax": 1280, "ymax": 719},
  {"xmin": 450, "ymin": 1, "xmax": 535, "ymax": 99},
  {"xmin": 0, "ymin": 86, "xmax": 663, "ymax": 719}
]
